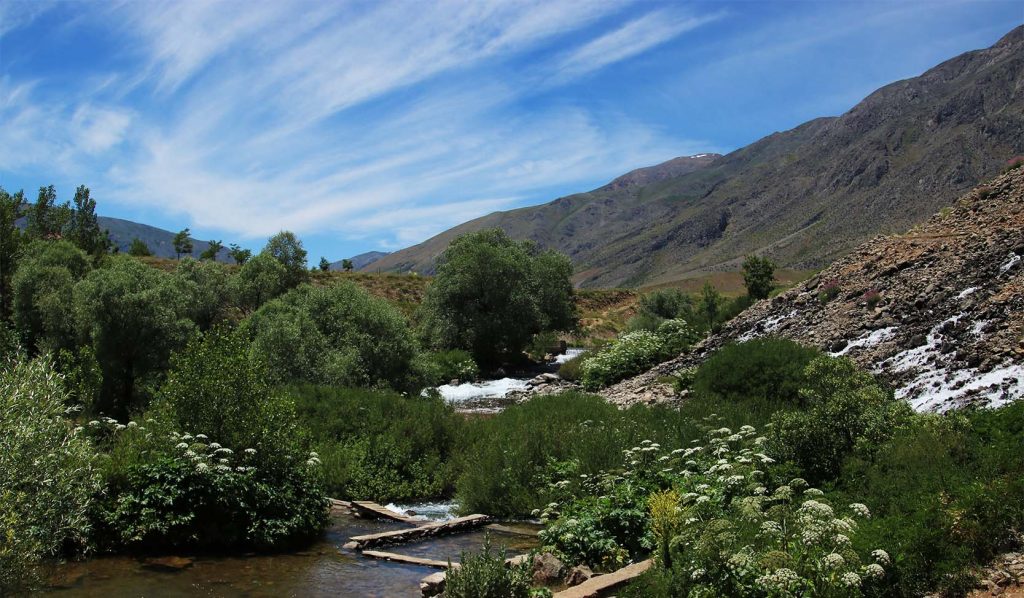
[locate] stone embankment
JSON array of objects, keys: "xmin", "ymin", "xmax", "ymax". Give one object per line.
[{"xmin": 602, "ymin": 166, "xmax": 1024, "ymax": 412}]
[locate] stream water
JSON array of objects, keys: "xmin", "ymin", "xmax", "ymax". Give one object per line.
[
  {"xmin": 46, "ymin": 510, "xmax": 540, "ymax": 597},
  {"xmin": 434, "ymin": 348, "xmax": 586, "ymax": 413}
]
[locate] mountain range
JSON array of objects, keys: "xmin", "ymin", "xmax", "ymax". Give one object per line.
[{"xmin": 367, "ymin": 26, "xmax": 1024, "ymax": 288}]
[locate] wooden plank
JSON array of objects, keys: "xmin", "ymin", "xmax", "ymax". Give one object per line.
[
  {"xmin": 361, "ymin": 550, "xmax": 455, "ymax": 569},
  {"xmin": 349, "ymin": 514, "xmax": 491, "ymax": 549},
  {"xmin": 351, "ymin": 500, "xmax": 416, "ymax": 523},
  {"xmin": 552, "ymin": 559, "xmax": 653, "ymax": 598},
  {"xmin": 485, "ymin": 523, "xmax": 539, "ymax": 537}
]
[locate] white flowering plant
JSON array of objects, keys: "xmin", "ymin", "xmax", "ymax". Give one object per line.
[
  {"xmin": 88, "ymin": 413, "xmax": 327, "ymax": 551},
  {"xmin": 655, "ymin": 423, "xmax": 888, "ymax": 597}
]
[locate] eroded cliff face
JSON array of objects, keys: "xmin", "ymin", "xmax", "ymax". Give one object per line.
[{"xmin": 604, "ymin": 165, "xmax": 1024, "ymax": 412}]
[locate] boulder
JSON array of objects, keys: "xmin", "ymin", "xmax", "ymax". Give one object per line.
[
  {"xmin": 531, "ymin": 552, "xmax": 565, "ymax": 585},
  {"xmin": 565, "ymin": 564, "xmax": 594, "ymax": 586}
]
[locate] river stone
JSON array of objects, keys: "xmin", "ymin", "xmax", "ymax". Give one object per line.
[
  {"xmin": 565, "ymin": 564, "xmax": 594, "ymax": 586},
  {"xmin": 531, "ymin": 552, "xmax": 564, "ymax": 584},
  {"xmin": 143, "ymin": 556, "xmax": 194, "ymax": 571}
]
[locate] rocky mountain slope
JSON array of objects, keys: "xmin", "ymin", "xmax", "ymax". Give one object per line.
[
  {"xmin": 370, "ymin": 26, "xmax": 1024, "ymax": 288},
  {"xmin": 602, "ymin": 166, "xmax": 1024, "ymax": 412}
]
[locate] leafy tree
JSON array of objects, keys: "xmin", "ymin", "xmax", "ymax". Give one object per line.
[
  {"xmin": 697, "ymin": 282, "xmax": 722, "ymax": 329},
  {"xmin": 172, "ymin": 258, "xmax": 231, "ymax": 330},
  {"xmin": 341, "ymin": 258, "xmax": 354, "ymax": 272},
  {"xmin": 74, "ymin": 256, "xmax": 197, "ymax": 417},
  {"xmin": 199, "ymin": 239, "xmax": 223, "ymax": 261},
  {"xmin": 25, "ymin": 185, "xmax": 67, "ymax": 239},
  {"xmin": 742, "ymin": 254, "xmax": 776, "ymax": 300},
  {"xmin": 67, "ymin": 185, "xmax": 109, "ymax": 257},
  {"xmin": 154, "ymin": 329, "xmax": 300, "ymax": 459},
  {"xmin": 0, "ymin": 188, "xmax": 26, "ymax": 319},
  {"xmin": 318, "ymin": 256, "xmax": 330, "ymax": 271},
  {"xmin": 418, "ymin": 229, "xmax": 576, "ymax": 366},
  {"xmin": 0, "ymin": 358, "xmax": 99, "ymax": 594},
  {"xmin": 128, "ymin": 238, "xmax": 152, "ymax": 256},
  {"xmin": 244, "ymin": 282, "xmax": 418, "ymax": 389},
  {"xmin": 12, "ymin": 240, "xmax": 91, "ymax": 354},
  {"xmin": 228, "ymin": 243, "xmax": 251, "ymax": 265},
  {"xmin": 172, "ymin": 228, "xmax": 193, "ymax": 259},
  {"xmin": 230, "ymin": 252, "xmax": 289, "ymax": 311},
  {"xmin": 263, "ymin": 231, "xmax": 308, "ymax": 287}
]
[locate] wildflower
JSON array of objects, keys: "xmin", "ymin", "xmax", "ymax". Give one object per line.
[
  {"xmin": 803, "ymin": 488, "xmax": 824, "ymax": 497},
  {"xmin": 691, "ymin": 568, "xmax": 706, "ymax": 581},
  {"xmin": 115, "ymin": 424, "xmax": 126, "ymax": 431},
  {"xmin": 864, "ymin": 563, "xmax": 885, "ymax": 579},
  {"xmin": 759, "ymin": 521, "xmax": 782, "ymax": 536},
  {"xmin": 822, "ymin": 553, "xmax": 845, "ymax": 570},
  {"xmin": 219, "ymin": 458, "xmax": 229, "ymax": 464},
  {"xmin": 175, "ymin": 442, "xmax": 189, "ymax": 449},
  {"xmin": 195, "ymin": 434, "xmax": 208, "ymax": 440},
  {"xmin": 127, "ymin": 421, "xmax": 138, "ymax": 428},
  {"xmin": 195, "ymin": 462, "xmax": 209, "ymax": 472},
  {"xmin": 834, "ymin": 533, "xmax": 851, "ymax": 547},
  {"xmin": 850, "ymin": 503, "xmax": 871, "ymax": 518},
  {"xmin": 840, "ymin": 572, "xmax": 861, "ymax": 587},
  {"xmin": 871, "ymin": 549, "xmax": 890, "ymax": 565},
  {"xmin": 244, "ymin": 448, "xmax": 257, "ymax": 455},
  {"xmin": 209, "ymin": 442, "xmax": 222, "ymax": 450},
  {"xmin": 753, "ymin": 486, "xmax": 768, "ymax": 495},
  {"xmin": 216, "ymin": 447, "xmax": 233, "ymax": 455},
  {"xmin": 88, "ymin": 420, "xmax": 100, "ymax": 426}
]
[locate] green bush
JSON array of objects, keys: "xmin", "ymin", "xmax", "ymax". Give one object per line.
[
  {"xmin": 580, "ymin": 331, "xmax": 666, "ymax": 390},
  {"xmin": 767, "ymin": 356, "xmax": 913, "ymax": 483},
  {"xmin": 90, "ymin": 331, "xmax": 328, "ymax": 552},
  {"xmin": 656, "ymin": 318, "xmax": 701, "ymax": 356},
  {"xmin": 557, "ymin": 353, "xmax": 589, "ymax": 382},
  {"xmin": 289, "ymin": 385, "xmax": 464, "ymax": 502},
  {"xmin": 12, "ymin": 239, "xmax": 91, "ymax": 354},
  {"xmin": 444, "ymin": 535, "xmax": 532, "ymax": 598},
  {"xmin": 1, "ymin": 358, "xmax": 99, "ymax": 593},
  {"xmin": 244, "ymin": 282, "xmax": 419, "ymax": 391},
  {"xmin": 416, "ymin": 349, "xmax": 480, "ymax": 385},
  {"xmin": 691, "ymin": 338, "xmax": 821, "ymax": 405},
  {"xmin": 91, "ymin": 422, "xmax": 326, "ymax": 552}
]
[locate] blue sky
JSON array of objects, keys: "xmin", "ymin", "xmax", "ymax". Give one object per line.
[{"xmin": 0, "ymin": 0, "xmax": 1020, "ymax": 262}]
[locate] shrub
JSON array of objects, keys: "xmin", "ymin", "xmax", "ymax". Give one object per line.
[
  {"xmin": 289, "ymin": 385, "xmax": 464, "ymax": 502},
  {"xmin": 625, "ymin": 311, "xmax": 665, "ymax": 333},
  {"xmin": 91, "ymin": 420, "xmax": 327, "ymax": 552},
  {"xmin": 1002, "ymin": 156, "xmax": 1024, "ymax": 173},
  {"xmin": 444, "ymin": 535, "xmax": 532, "ymax": 598},
  {"xmin": 557, "ymin": 353, "xmax": 589, "ymax": 382},
  {"xmin": 862, "ymin": 288, "xmax": 881, "ymax": 309},
  {"xmin": 580, "ymin": 331, "xmax": 666, "ymax": 390},
  {"xmin": 819, "ymin": 278, "xmax": 841, "ymax": 303},
  {"xmin": 691, "ymin": 338, "xmax": 821, "ymax": 406},
  {"xmin": 1, "ymin": 359, "xmax": 99, "ymax": 593},
  {"xmin": 230, "ymin": 252, "xmax": 290, "ymax": 311},
  {"xmin": 767, "ymin": 356, "xmax": 913, "ymax": 483},
  {"xmin": 244, "ymin": 282, "xmax": 419, "ymax": 391},
  {"xmin": 656, "ymin": 318, "xmax": 701, "ymax": 356},
  {"xmin": 637, "ymin": 289, "xmax": 694, "ymax": 321},
  {"xmin": 12, "ymin": 239, "xmax": 91, "ymax": 354},
  {"xmin": 417, "ymin": 349, "xmax": 479, "ymax": 385},
  {"xmin": 976, "ymin": 186, "xmax": 995, "ymax": 200}
]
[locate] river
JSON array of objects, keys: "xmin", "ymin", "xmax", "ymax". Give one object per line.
[{"xmin": 46, "ymin": 509, "xmax": 540, "ymax": 597}]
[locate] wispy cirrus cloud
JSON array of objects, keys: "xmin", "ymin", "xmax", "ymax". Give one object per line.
[{"xmin": 551, "ymin": 9, "xmax": 725, "ymax": 83}]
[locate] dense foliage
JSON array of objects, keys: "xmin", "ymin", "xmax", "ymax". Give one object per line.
[
  {"xmin": 418, "ymin": 228, "xmax": 576, "ymax": 366},
  {"xmin": 1, "ymin": 359, "xmax": 99, "ymax": 593},
  {"xmin": 742, "ymin": 254, "xmax": 776, "ymax": 300},
  {"xmin": 244, "ymin": 282, "xmax": 419, "ymax": 390},
  {"xmin": 444, "ymin": 536, "xmax": 533, "ymax": 598},
  {"xmin": 290, "ymin": 385, "xmax": 464, "ymax": 503},
  {"xmin": 580, "ymin": 319, "xmax": 700, "ymax": 390},
  {"xmin": 90, "ymin": 332, "xmax": 327, "ymax": 552}
]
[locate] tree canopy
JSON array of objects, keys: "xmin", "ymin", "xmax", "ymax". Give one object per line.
[{"xmin": 418, "ymin": 229, "xmax": 576, "ymax": 366}]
